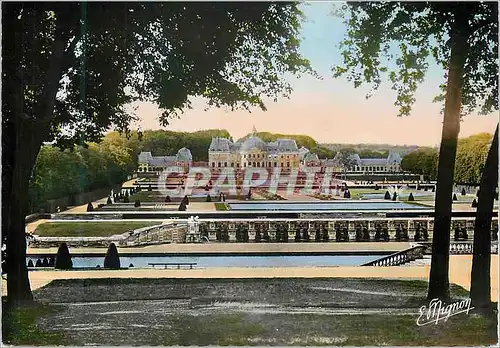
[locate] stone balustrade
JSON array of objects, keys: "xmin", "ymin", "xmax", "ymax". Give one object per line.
[
  {"xmin": 121, "ymin": 223, "xmax": 187, "ymax": 246},
  {"xmin": 199, "ymin": 217, "xmax": 498, "ymax": 243},
  {"xmin": 361, "ymin": 245, "xmax": 426, "ymax": 266},
  {"xmin": 30, "ymin": 223, "xmax": 188, "ymax": 248}
]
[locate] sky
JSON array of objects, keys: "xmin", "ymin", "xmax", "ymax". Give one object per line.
[{"xmin": 132, "ymin": 2, "xmax": 498, "ymax": 147}]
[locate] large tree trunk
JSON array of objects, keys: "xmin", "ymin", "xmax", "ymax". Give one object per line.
[
  {"xmin": 3, "ymin": 16, "xmax": 71, "ymax": 305},
  {"xmin": 427, "ymin": 6, "xmax": 471, "ymax": 303},
  {"xmin": 5, "ymin": 120, "xmax": 42, "ymax": 306},
  {"xmin": 470, "ymin": 125, "xmax": 498, "ymax": 311}
]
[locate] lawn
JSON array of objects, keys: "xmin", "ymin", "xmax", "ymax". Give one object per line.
[
  {"xmin": 15, "ymin": 277, "xmax": 496, "ymax": 346},
  {"xmin": 2, "ymin": 300, "xmax": 66, "ymax": 346},
  {"xmin": 215, "ymin": 202, "xmax": 230, "ymax": 211},
  {"xmin": 348, "ymin": 188, "xmax": 381, "ymax": 199},
  {"xmin": 33, "ymin": 221, "xmax": 159, "ymax": 237},
  {"xmin": 128, "ymin": 190, "xmax": 165, "ymax": 202}
]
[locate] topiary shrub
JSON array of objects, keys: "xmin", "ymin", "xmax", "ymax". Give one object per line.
[
  {"xmin": 104, "ymin": 243, "xmax": 120, "ymax": 269},
  {"xmin": 452, "ymin": 193, "xmax": 458, "ymax": 201},
  {"xmin": 384, "ymin": 191, "xmax": 391, "ymax": 200},
  {"xmin": 49, "ymin": 257, "xmax": 55, "ymax": 267},
  {"xmin": 392, "ymin": 192, "xmax": 397, "ymax": 201},
  {"xmin": 148, "ymin": 184, "xmax": 152, "ymax": 191},
  {"xmin": 375, "ymin": 184, "xmax": 379, "ymax": 190},
  {"xmin": 86, "ymin": 202, "xmax": 94, "ymax": 212},
  {"xmin": 343, "ymin": 190, "xmax": 351, "ymax": 199},
  {"xmin": 129, "ymin": 263, "xmax": 134, "ymax": 268},
  {"xmin": 183, "ymin": 195, "xmax": 190, "ymax": 205},
  {"xmin": 27, "ymin": 260, "xmax": 34, "ymax": 267},
  {"xmin": 55, "ymin": 243, "xmax": 73, "ymax": 270},
  {"xmin": 165, "ymin": 195, "xmax": 171, "ymax": 202},
  {"xmin": 424, "ymin": 186, "xmax": 428, "ymax": 191},
  {"xmin": 471, "ymin": 198, "xmax": 478, "ymax": 208},
  {"xmin": 408, "ymin": 193, "xmax": 415, "ymax": 201},
  {"xmin": 461, "ymin": 188, "xmax": 466, "ymax": 196},
  {"xmin": 432, "ymin": 186, "xmax": 435, "ymax": 192},
  {"xmin": 134, "ymin": 200, "xmax": 141, "ymax": 207},
  {"xmin": 107, "ymin": 196, "xmax": 112, "ymax": 204},
  {"xmin": 123, "ymin": 196, "xmax": 130, "ymax": 203},
  {"xmin": 178, "ymin": 201, "xmax": 187, "ymax": 211},
  {"xmin": 206, "ymin": 194, "xmax": 212, "ymax": 202},
  {"xmin": 125, "ymin": 190, "xmax": 129, "ymax": 198},
  {"xmin": 416, "ymin": 183, "xmax": 421, "ymax": 190}
]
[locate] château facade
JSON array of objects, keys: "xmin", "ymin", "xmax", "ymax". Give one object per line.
[
  {"xmin": 320, "ymin": 151, "xmax": 402, "ymax": 173},
  {"xmin": 209, "ymin": 135, "xmax": 301, "ymax": 169},
  {"xmin": 137, "ymin": 147, "xmax": 192, "ymax": 172}
]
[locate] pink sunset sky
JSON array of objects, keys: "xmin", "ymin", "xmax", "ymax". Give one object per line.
[{"xmin": 131, "ymin": 3, "xmax": 498, "ymax": 147}]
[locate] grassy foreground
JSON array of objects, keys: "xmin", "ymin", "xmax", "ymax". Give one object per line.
[
  {"xmin": 2, "ymin": 301, "xmax": 66, "ymax": 346},
  {"xmin": 6, "ymin": 277, "xmax": 496, "ymax": 346},
  {"xmin": 33, "ymin": 221, "xmax": 158, "ymax": 237},
  {"xmin": 157, "ymin": 312, "xmax": 497, "ymax": 346}
]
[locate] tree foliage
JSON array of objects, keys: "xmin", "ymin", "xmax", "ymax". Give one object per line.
[
  {"xmin": 400, "ymin": 148, "xmax": 438, "ymax": 179},
  {"xmin": 400, "ymin": 133, "xmax": 493, "ymax": 184},
  {"xmin": 2, "ymin": 2, "xmax": 313, "ymax": 305},
  {"xmin": 358, "ymin": 149, "xmax": 389, "ymax": 159},
  {"xmin": 29, "ymin": 142, "xmax": 132, "ymax": 212},
  {"xmin": 332, "ymin": 1, "xmax": 498, "ymax": 302},
  {"xmin": 333, "ymin": 2, "xmax": 497, "ymax": 117},
  {"xmin": 338, "ymin": 147, "xmax": 358, "ymax": 169},
  {"xmin": 454, "ymin": 133, "xmax": 492, "ymax": 185}
]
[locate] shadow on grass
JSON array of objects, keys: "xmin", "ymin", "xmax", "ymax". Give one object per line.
[{"xmin": 2, "ymin": 299, "xmax": 66, "ymax": 346}]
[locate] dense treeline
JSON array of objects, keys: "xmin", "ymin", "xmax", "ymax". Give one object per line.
[
  {"xmin": 138, "ymin": 129, "xmax": 231, "ymax": 162},
  {"xmin": 28, "ymin": 137, "xmax": 135, "ymax": 212},
  {"xmin": 454, "ymin": 133, "xmax": 492, "ymax": 185},
  {"xmin": 400, "ymin": 133, "xmax": 493, "ymax": 184},
  {"xmin": 322, "ymin": 143, "xmax": 417, "ymax": 155},
  {"xmin": 400, "ymin": 148, "xmax": 439, "ymax": 179}
]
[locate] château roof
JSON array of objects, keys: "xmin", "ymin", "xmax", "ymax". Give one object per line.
[
  {"xmin": 176, "ymin": 147, "xmax": 193, "ymax": 162},
  {"xmin": 138, "ymin": 152, "xmax": 153, "ymax": 163},
  {"xmin": 241, "ymin": 135, "xmax": 266, "ymax": 151},
  {"xmin": 304, "ymin": 153, "xmax": 320, "ymax": 163},
  {"xmin": 209, "ymin": 137, "xmax": 232, "ymax": 152}
]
